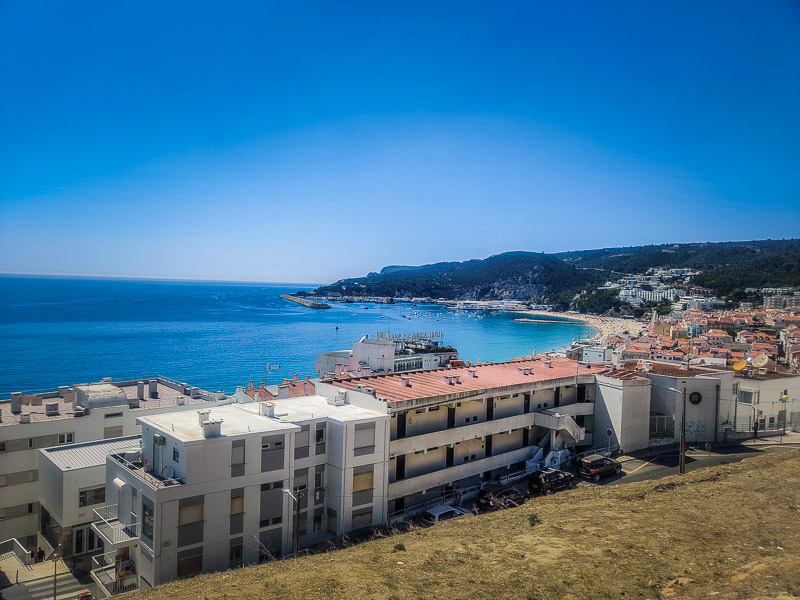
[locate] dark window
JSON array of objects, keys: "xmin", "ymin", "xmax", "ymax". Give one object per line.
[
  {"xmin": 316, "ymin": 428, "xmax": 324, "ymax": 444},
  {"xmin": 229, "ymin": 544, "xmax": 243, "ymax": 566},
  {"xmin": 142, "ymin": 504, "xmax": 154, "ymax": 539},
  {"xmin": 173, "ymin": 447, "xmax": 180, "ymax": 462}
]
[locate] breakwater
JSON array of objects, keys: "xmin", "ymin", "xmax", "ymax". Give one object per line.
[{"xmin": 280, "ymin": 294, "xmax": 331, "ymax": 309}]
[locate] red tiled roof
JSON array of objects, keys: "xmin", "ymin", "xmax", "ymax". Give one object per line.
[{"xmin": 326, "ymin": 357, "xmax": 607, "ymax": 404}]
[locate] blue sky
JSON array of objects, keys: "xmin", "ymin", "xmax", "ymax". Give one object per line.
[{"xmin": 1, "ymin": 1, "xmax": 799, "ymax": 283}]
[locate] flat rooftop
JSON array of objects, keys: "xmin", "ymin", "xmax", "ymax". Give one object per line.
[
  {"xmin": 242, "ymin": 395, "xmax": 387, "ymax": 423},
  {"xmin": 326, "ymin": 357, "xmax": 607, "ymax": 404},
  {"xmin": 0, "ymin": 378, "xmax": 223, "ymax": 427},
  {"xmin": 137, "ymin": 404, "xmax": 297, "ymax": 442},
  {"xmin": 40, "ymin": 435, "xmax": 142, "ymax": 471}
]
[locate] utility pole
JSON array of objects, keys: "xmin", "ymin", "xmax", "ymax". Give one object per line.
[{"xmin": 679, "ymin": 385, "xmax": 687, "ymax": 475}]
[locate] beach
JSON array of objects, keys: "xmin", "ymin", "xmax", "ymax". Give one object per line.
[{"xmin": 517, "ymin": 309, "xmax": 643, "ymax": 343}]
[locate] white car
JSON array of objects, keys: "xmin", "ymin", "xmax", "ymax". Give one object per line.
[{"xmin": 418, "ymin": 505, "xmax": 471, "ymax": 526}]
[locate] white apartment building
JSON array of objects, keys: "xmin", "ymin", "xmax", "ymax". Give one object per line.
[
  {"xmin": 38, "ymin": 435, "xmax": 142, "ymax": 568},
  {"xmin": 322, "ymin": 357, "xmax": 652, "ymax": 515},
  {"xmin": 89, "ymin": 396, "xmax": 388, "ymax": 594},
  {"xmin": 315, "ymin": 332, "xmax": 458, "ymax": 377},
  {"xmin": 0, "ymin": 377, "xmax": 228, "ymax": 550}
]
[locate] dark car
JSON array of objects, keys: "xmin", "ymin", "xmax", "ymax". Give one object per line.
[
  {"xmin": 578, "ymin": 454, "xmax": 622, "ymax": 481},
  {"xmin": 475, "ymin": 485, "xmax": 527, "ymax": 512},
  {"xmin": 527, "ymin": 468, "xmax": 575, "ymax": 495}
]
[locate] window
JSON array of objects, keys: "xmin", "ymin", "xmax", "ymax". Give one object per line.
[
  {"xmin": 231, "ymin": 441, "xmax": 245, "ymax": 465},
  {"xmin": 314, "ymin": 472, "xmax": 323, "ymax": 489},
  {"xmin": 229, "ymin": 544, "xmax": 243, "ymax": 566},
  {"xmin": 142, "ymin": 504, "xmax": 154, "ymax": 539},
  {"xmin": 294, "ymin": 472, "xmax": 308, "ymax": 492},
  {"xmin": 0, "ymin": 441, "xmax": 6, "ymax": 453},
  {"xmin": 313, "ymin": 514, "xmax": 323, "ymax": 532},
  {"xmin": 58, "ymin": 432, "xmax": 74, "ymax": 445},
  {"xmin": 27, "ymin": 503, "xmax": 33, "ymax": 514},
  {"xmin": 315, "ymin": 428, "xmax": 325, "ymax": 444},
  {"xmin": 230, "ymin": 496, "xmax": 244, "ymax": 515},
  {"xmin": 78, "ymin": 487, "xmax": 105, "ymax": 507},
  {"xmin": 353, "ymin": 470, "xmax": 373, "ymax": 492},
  {"xmin": 272, "ymin": 516, "xmax": 282, "ymax": 525},
  {"xmin": 28, "ymin": 438, "xmax": 33, "ymax": 449},
  {"xmin": 104, "ymin": 412, "xmax": 123, "ymax": 419},
  {"xmin": 739, "ymin": 390, "xmax": 756, "ymax": 404},
  {"xmin": 176, "ymin": 554, "xmax": 202, "ymax": 578},
  {"xmin": 178, "ymin": 503, "xmax": 203, "ymax": 525},
  {"xmin": 173, "ymin": 447, "xmax": 180, "ymax": 462}
]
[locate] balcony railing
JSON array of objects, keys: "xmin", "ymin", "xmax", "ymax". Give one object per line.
[
  {"xmin": 91, "ymin": 550, "xmax": 138, "ymax": 597},
  {"xmin": 91, "ymin": 505, "xmax": 140, "ymax": 548}
]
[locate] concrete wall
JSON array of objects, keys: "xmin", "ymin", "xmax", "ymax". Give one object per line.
[{"xmin": 593, "ymin": 377, "xmax": 651, "ymax": 452}]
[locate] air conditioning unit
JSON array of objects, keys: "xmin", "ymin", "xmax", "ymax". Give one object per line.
[
  {"xmin": 20, "ymin": 413, "xmax": 31, "ymax": 424},
  {"xmin": 45, "ymin": 403, "xmax": 59, "ymax": 416},
  {"xmin": 74, "ymin": 407, "xmax": 86, "ymax": 418},
  {"xmin": 153, "ymin": 434, "xmax": 166, "ymax": 446}
]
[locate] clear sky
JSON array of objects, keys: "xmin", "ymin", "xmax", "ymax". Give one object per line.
[{"xmin": 1, "ymin": 1, "xmax": 799, "ymax": 283}]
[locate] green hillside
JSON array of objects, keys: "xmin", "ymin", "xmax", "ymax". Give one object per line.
[{"xmin": 315, "ymin": 251, "xmax": 602, "ymax": 307}]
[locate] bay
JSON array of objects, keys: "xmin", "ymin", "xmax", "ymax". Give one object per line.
[{"xmin": 0, "ymin": 276, "xmax": 594, "ymax": 395}]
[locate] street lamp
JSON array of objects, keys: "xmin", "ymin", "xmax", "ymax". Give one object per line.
[
  {"xmin": 662, "ymin": 384, "xmax": 687, "ymax": 475},
  {"xmin": 282, "ymin": 489, "xmax": 300, "ymax": 558},
  {"xmin": 779, "ymin": 393, "xmax": 789, "ymax": 443}
]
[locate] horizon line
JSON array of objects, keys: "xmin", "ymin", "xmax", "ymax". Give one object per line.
[{"xmin": 0, "ymin": 272, "xmax": 323, "ymax": 287}]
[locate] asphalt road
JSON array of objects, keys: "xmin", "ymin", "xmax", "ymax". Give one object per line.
[{"xmin": 578, "ymin": 442, "xmax": 799, "ymax": 487}]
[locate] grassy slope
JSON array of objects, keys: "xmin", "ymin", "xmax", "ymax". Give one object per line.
[{"xmin": 130, "ymin": 450, "xmax": 800, "ymax": 600}]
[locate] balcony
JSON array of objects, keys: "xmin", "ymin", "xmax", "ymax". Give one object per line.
[
  {"xmin": 390, "ymin": 403, "xmax": 594, "ymax": 456},
  {"xmin": 91, "ymin": 505, "xmax": 140, "ymax": 549},
  {"xmin": 91, "ymin": 551, "xmax": 139, "ymax": 597},
  {"xmin": 388, "ymin": 445, "xmax": 537, "ymax": 499}
]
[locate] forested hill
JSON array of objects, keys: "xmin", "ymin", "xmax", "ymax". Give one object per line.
[
  {"xmin": 554, "ymin": 239, "xmax": 800, "ymax": 273},
  {"xmin": 312, "ymin": 240, "xmax": 800, "ymax": 306},
  {"xmin": 692, "ymin": 250, "xmax": 800, "ymax": 297},
  {"xmin": 314, "ymin": 252, "xmax": 602, "ymax": 306}
]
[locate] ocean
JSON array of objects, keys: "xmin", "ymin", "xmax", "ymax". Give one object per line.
[{"xmin": 0, "ymin": 276, "xmax": 594, "ymax": 395}]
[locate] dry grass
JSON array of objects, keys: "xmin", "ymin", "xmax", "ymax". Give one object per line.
[{"xmin": 129, "ymin": 450, "xmax": 800, "ymax": 600}]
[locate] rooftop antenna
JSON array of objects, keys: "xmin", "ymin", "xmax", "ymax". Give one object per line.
[{"xmin": 264, "ymin": 363, "xmax": 280, "ymax": 386}]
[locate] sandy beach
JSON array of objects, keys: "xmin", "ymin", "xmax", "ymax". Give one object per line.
[{"xmin": 516, "ymin": 310, "xmax": 644, "ymax": 343}]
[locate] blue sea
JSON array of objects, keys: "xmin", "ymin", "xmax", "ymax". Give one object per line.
[{"xmin": 0, "ymin": 276, "xmax": 594, "ymax": 396}]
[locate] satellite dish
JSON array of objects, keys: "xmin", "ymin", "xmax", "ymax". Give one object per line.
[
  {"xmin": 732, "ymin": 360, "xmax": 747, "ymax": 371},
  {"xmin": 752, "ymin": 354, "xmax": 769, "ymax": 368}
]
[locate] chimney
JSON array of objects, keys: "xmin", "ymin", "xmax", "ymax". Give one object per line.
[
  {"xmin": 400, "ymin": 376, "xmax": 410, "ymax": 387},
  {"xmin": 277, "ymin": 385, "xmax": 290, "ymax": 399},
  {"xmin": 148, "ymin": 379, "xmax": 158, "ymax": 399},
  {"xmin": 190, "ymin": 387, "xmax": 200, "ymax": 399},
  {"xmin": 261, "ymin": 402, "xmax": 275, "ymax": 417},
  {"xmin": 197, "ymin": 409, "xmax": 211, "ymax": 425},
  {"xmin": 248, "ymin": 380, "xmax": 254, "ymax": 391},
  {"xmin": 202, "ymin": 418, "xmax": 223, "ymax": 437},
  {"xmin": 303, "ymin": 381, "xmax": 308, "ymax": 395},
  {"xmin": 293, "ymin": 374, "xmax": 298, "ymax": 383},
  {"xmin": 10, "ymin": 392, "xmax": 22, "ymax": 414},
  {"xmin": 57, "ymin": 386, "xmax": 70, "ymax": 398},
  {"xmin": 467, "ymin": 369, "xmax": 477, "ymax": 378},
  {"xmin": 137, "ymin": 381, "xmax": 145, "ymax": 401}
]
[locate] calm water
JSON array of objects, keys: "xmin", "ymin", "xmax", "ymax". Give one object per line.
[{"xmin": 0, "ymin": 276, "xmax": 594, "ymax": 395}]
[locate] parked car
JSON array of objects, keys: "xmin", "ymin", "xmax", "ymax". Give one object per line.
[
  {"xmin": 475, "ymin": 484, "xmax": 527, "ymax": 512},
  {"xmin": 527, "ymin": 468, "xmax": 575, "ymax": 495},
  {"xmin": 578, "ymin": 454, "xmax": 622, "ymax": 481},
  {"xmin": 417, "ymin": 505, "xmax": 471, "ymax": 526}
]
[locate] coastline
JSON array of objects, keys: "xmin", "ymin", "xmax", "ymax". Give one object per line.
[{"xmin": 516, "ymin": 310, "xmax": 641, "ymax": 344}]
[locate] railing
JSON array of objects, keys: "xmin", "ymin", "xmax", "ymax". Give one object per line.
[
  {"xmin": 0, "ymin": 537, "xmax": 32, "ymax": 570},
  {"xmin": 91, "ymin": 550, "xmax": 139, "ymax": 596},
  {"xmin": 109, "ymin": 453, "xmax": 185, "ymax": 488},
  {"xmin": 92, "ymin": 505, "xmax": 140, "ymax": 546}
]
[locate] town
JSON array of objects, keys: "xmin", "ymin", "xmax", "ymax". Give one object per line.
[{"xmin": 1, "ymin": 287, "xmax": 798, "ymax": 598}]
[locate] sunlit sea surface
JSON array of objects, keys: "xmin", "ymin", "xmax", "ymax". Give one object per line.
[{"xmin": 0, "ymin": 276, "xmax": 594, "ymax": 395}]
